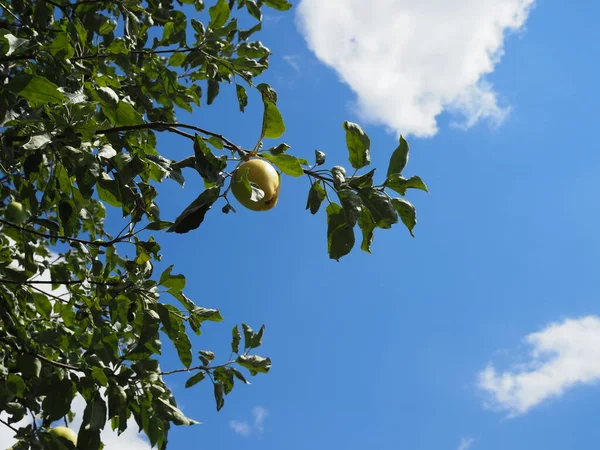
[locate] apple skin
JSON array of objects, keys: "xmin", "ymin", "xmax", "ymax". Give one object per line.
[
  {"xmin": 5, "ymin": 201, "xmax": 27, "ymax": 224},
  {"xmin": 49, "ymin": 426, "xmax": 78, "ymax": 446},
  {"xmin": 231, "ymin": 159, "xmax": 281, "ymax": 211}
]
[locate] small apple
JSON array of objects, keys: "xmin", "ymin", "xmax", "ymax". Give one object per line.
[
  {"xmin": 49, "ymin": 426, "xmax": 78, "ymax": 446},
  {"xmin": 5, "ymin": 201, "xmax": 27, "ymax": 224},
  {"xmin": 231, "ymin": 159, "xmax": 280, "ymax": 211}
]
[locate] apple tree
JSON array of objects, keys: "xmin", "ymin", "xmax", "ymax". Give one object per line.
[{"xmin": 0, "ymin": 0, "xmax": 427, "ymax": 448}]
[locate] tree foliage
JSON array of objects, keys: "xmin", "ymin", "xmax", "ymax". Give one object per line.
[{"xmin": 0, "ymin": 0, "xmax": 426, "ymax": 448}]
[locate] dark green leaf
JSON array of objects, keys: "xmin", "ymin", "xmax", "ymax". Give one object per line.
[
  {"xmin": 337, "ymin": 189, "xmax": 362, "ymax": 227},
  {"xmin": 268, "ymin": 143, "xmax": 290, "ymax": 155},
  {"xmin": 326, "ymin": 202, "xmax": 355, "ymax": 261},
  {"xmin": 358, "ymin": 188, "xmax": 398, "ymax": 229},
  {"xmin": 357, "ymin": 208, "xmax": 376, "ymax": 253},
  {"xmin": 207, "ymin": 80, "xmax": 220, "ymax": 105},
  {"xmin": 348, "ymin": 168, "xmax": 376, "ymax": 189},
  {"xmin": 387, "ymin": 135, "xmax": 410, "ymax": 176},
  {"xmin": 343, "ymin": 121, "xmax": 370, "ymax": 169},
  {"xmin": 168, "ymin": 186, "xmax": 220, "ymax": 233},
  {"xmin": 185, "ymin": 372, "xmax": 206, "ymax": 388},
  {"xmin": 7, "ymin": 75, "xmax": 66, "ymax": 107},
  {"xmin": 306, "ymin": 181, "xmax": 326, "ymax": 215},
  {"xmin": 236, "ymin": 84, "xmax": 248, "ymax": 112},
  {"xmin": 231, "ymin": 325, "xmax": 241, "ymax": 354},
  {"xmin": 385, "ymin": 175, "xmax": 429, "ymax": 196},
  {"xmin": 213, "ymin": 382, "xmax": 225, "ymax": 411},
  {"xmin": 315, "ymin": 150, "xmax": 326, "ymax": 166},
  {"xmin": 392, "ymin": 198, "xmax": 417, "ymax": 237},
  {"xmin": 236, "ymin": 355, "xmax": 272, "ymax": 375}
]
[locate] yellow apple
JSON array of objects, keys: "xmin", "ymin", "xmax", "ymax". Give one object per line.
[
  {"xmin": 5, "ymin": 201, "xmax": 27, "ymax": 224},
  {"xmin": 49, "ymin": 426, "xmax": 77, "ymax": 446},
  {"xmin": 231, "ymin": 159, "xmax": 280, "ymax": 211}
]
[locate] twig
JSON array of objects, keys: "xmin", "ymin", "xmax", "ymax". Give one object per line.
[
  {"xmin": 0, "ymin": 418, "xmax": 18, "ymax": 434},
  {"xmin": 0, "ymin": 218, "xmax": 130, "ymax": 248},
  {"xmin": 160, "ymin": 361, "xmax": 235, "ymax": 376},
  {"xmin": 0, "ymin": 278, "xmax": 119, "ymax": 287},
  {"xmin": 36, "ymin": 353, "xmax": 85, "ymax": 372}
]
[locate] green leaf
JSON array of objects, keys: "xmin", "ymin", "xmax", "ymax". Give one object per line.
[
  {"xmin": 91, "ymin": 366, "xmax": 109, "ymax": 387},
  {"xmin": 263, "ymin": 0, "xmax": 293, "ymax": 10},
  {"xmin": 357, "ymin": 208, "xmax": 376, "ymax": 253},
  {"xmin": 387, "ymin": 135, "xmax": 410, "ymax": 176},
  {"xmin": 167, "ymin": 186, "xmax": 220, "ymax": 234},
  {"xmin": 268, "ymin": 143, "xmax": 290, "ymax": 155},
  {"xmin": 16, "ymin": 355, "xmax": 41, "ymax": 378},
  {"xmin": 157, "ymin": 398, "xmax": 200, "ymax": 426},
  {"xmin": 233, "ymin": 165, "xmax": 264, "ymax": 203},
  {"xmin": 104, "ymin": 101, "xmax": 144, "ymax": 127},
  {"xmin": 343, "ymin": 121, "xmax": 371, "ymax": 169},
  {"xmin": 41, "ymin": 379, "xmax": 74, "ymax": 421},
  {"xmin": 7, "ymin": 75, "xmax": 66, "ymax": 107},
  {"xmin": 146, "ymin": 220, "xmax": 174, "ymax": 230},
  {"xmin": 207, "ymin": 80, "xmax": 220, "ymax": 105},
  {"xmin": 315, "ymin": 150, "xmax": 326, "ymax": 166},
  {"xmin": 47, "ymin": 32, "xmax": 74, "ymax": 59},
  {"xmin": 194, "ymin": 135, "xmax": 227, "ymax": 183},
  {"xmin": 242, "ymin": 323, "xmax": 254, "ymax": 349},
  {"xmin": 337, "ymin": 189, "xmax": 362, "ymax": 227},
  {"xmin": 384, "ymin": 175, "xmax": 429, "ymax": 196},
  {"xmin": 175, "ymin": 333, "xmax": 193, "ymax": 368},
  {"xmin": 236, "ymin": 355, "xmax": 272, "ymax": 375},
  {"xmin": 391, "ymin": 198, "xmax": 417, "ymax": 237},
  {"xmin": 209, "ymin": 0, "xmax": 231, "ymax": 28},
  {"xmin": 261, "ymin": 153, "xmax": 303, "ymax": 177},
  {"xmin": 326, "ymin": 202, "xmax": 355, "ymax": 261},
  {"xmin": 191, "ymin": 307, "xmax": 223, "ymax": 323},
  {"xmin": 214, "ymin": 382, "xmax": 225, "ymax": 411},
  {"xmin": 58, "ymin": 199, "xmax": 77, "ymax": 236},
  {"xmin": 231, "ymin": 325, "xmax": 241, "ymax": 354},
  {"xmin": 159, "ymin": 265, "xmax": 186, "ymax": 292},
  {"xmin": 348, "ymin": 168, "xmax": 376, "ymax": 189},
  {"xmin": 185, "ymin": 372, "xmax": 206, "ymax": 388},
  {"xmin": 306, "ymin": 181, "xmax": 326, "ymax": 215},
  {"xmin": 236, "ymin": 84, "xmax": 248, "ymax": 112},
  {"xmin": 259, "ymin": 88, "xmax": 285, "ymax": 139},
  {"xmin": 358, "ymin": 188, "xmax": 398, "ymax": 229},
  {"xmin": 2, "ymin": 33, "xmax": 29, "ymax": 56}
]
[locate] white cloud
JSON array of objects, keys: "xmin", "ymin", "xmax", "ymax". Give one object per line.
[
  {"xmin": 296, "ymin": 0, "xmax": 535, "ymax": 137},
  {"xmin": 229, "ymin": 406, "xmax": 268, "ymax": 437},
  {"xmin": 229, "ymin": 420, "xmax": 251, "ymax": 436},
  {"xmin": 458, "ymin": 437, "xmax": 475, "ymax": 450},
  {"xmin": 252, "ymin": 406, "xmax": 268, "ymax": 433},
  {"xmin": 283, "ymin": 55, "xmax": 301, "ymax": 72},
  {"xmin": 478, "ymin": 316, "xmax": 600, "ymax": 416}
]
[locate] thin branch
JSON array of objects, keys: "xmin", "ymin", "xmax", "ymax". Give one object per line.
[
  {"xmin": 0, "ymin": 418, "xmax": 18, "ymax": 434},
  {"xmin": 0, "ymin": 218, "xmax": 130, "ymax": 248},
  {"xmin": 0, "ymin": 278, "xmax": 119, "ymax": 287},
  {"xmin": 303, "ymin": 169, "xmax": 335, "ymax": 184},
  {"xmin": 160, "ymin": 361, "xmax": 235, "ymax": 376},
  {"xmin": 36, "ymin": 353, "xmax": 85, "ymax": 372}
]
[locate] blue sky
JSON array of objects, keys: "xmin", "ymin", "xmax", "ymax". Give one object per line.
[
  {"xmin": 152, "ymin": 1, "xmax": 600, "ymax": 449},
  {"xmin": 4, "ymin": 1, "xmax": 600, "ymax": 449},
  {"xmin": 150, "ymin": 1, "xmax": 600, "ymax": 449}
]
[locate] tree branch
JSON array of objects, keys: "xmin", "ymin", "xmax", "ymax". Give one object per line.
[
  {"xmin": 160, "ymin": 361, "xmax": 235, "ymax": 376},
  {"xmin": 0, "ymin": 218, "xmax": 130, "ymax": 248},
  {"xmin": 35, "ymin": 353, "xmax": 85, "ymax": 373},
  {"xmin": 0, "ymin": 417, "xmax": 19, "ymax": 434},
  {"xmin": 0, "ymin": 278, "xmax": 120, "ymax": 287},
  {"xmin": 303, "ymin": 169, "xmax": 335, "ymax": 184}
]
